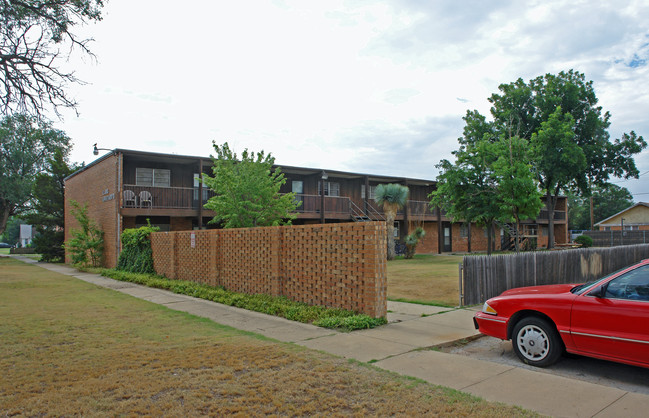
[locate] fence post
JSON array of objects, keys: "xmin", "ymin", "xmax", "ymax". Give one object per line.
[
  {"xmin": 458, "ymin": 263, "xmax": 464, "ymax": 307},
  {"xmin": 610, "ymin": 230, "xmax": 613, "ymax": 247}
]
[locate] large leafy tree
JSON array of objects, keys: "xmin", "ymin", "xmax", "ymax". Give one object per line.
[
  {"xmin": 374, "ymin": 183, "xmax": 408, "ymax": 260},
  {"xmin": 22, "ymin": 149, "xmax": 78, "ymax": 261},
  {"xmin": 0, "ymin": 215, "xmax": 20, "ymax": 244},
  {"xmin": 492, "ymin": 135, "xmax": 543, "ymax": 251},
  {"xmin": 462, "ymin": 70, "xmax": 645, "ymax": 248},
  {"xmin": 0, "ymin": 113, "xmax": 70, "ymax": 235},
  {"xmin": 0, "ymin": 0, "xmax": 104, "ymax": 117},
  {"xmin": 530, "ymin": 107, "xmax": 586, "ymax": 246},
  {"xmin": 202, "ymin": 141, "xmax": 298, "ymax": 228},
  {"xmin": 430, "ymin": 130, "xmax": 541, "ymax": 253},
  {"xmin": 430, "ymin": 139, "xmax": 501, "ymax": 254},
  {"xmin": 568, "ymin": 184, "xmax": 634, "ymax": 230}
]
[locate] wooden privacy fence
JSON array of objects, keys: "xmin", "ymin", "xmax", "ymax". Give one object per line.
[
  {"xmin": 460, "ymin": 244, "xmax": 649, "ymax": 306},
  {"xmin": 584, "ymin": 230, "xmax": 649, "ymax": 247}
]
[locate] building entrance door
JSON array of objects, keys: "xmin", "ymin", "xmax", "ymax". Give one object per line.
[{"xmin": 443, "ymin": 223, "xmax": 452, "ymax": 252}]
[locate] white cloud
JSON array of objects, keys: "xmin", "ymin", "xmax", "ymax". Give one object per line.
[{"xmin": 57, "ymin": 0, "xmax": 649, "ymax": 199}]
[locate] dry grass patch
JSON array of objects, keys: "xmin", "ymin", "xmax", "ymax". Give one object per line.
[
  {"xmin": 0, "ymin": 257, "xmax": 536, "ymax": 416},
  {"xmin": 388, "ymin": 254, "xmax": 464, "ymax": 307}
]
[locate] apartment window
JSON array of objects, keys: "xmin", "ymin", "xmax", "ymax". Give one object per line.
[
  {"xmin": 136, "ymin": 168, "xmax": 170, "ymax": 187},
  {"xmin": 460, "ymin": 224, "xmax": 469, "ymax": 238},
  {"xmin": 361, "ymin": 185, "xmax": 377, "ymax": 199},
  {"xmin": 318, "ymin": 181, "xmax": 340, "ymax": 197},
  {"xmin": 523, "ymin": 225, "xmax": 538, "ymax": 236},
  {"xmin": 292, "ymin": 180, "xmax": 304, "ymax": 194}
]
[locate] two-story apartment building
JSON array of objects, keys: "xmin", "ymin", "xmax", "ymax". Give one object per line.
[{"xmin": 64, "ymin": 149, "xmax": 569, "ymax": 267}]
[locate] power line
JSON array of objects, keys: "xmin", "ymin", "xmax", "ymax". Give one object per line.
[{"xmin": 611, "ymin": 170, "xmax": 649, "ymax": 184}]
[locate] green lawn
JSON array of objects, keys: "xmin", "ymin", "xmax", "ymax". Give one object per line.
[
  {"xmin": 0, "ymin": 257, "xmax": 535, "ymax": 416},
  {"xmin": 388, "ymin": 254, "xmax": 464, "ymax": 307}
]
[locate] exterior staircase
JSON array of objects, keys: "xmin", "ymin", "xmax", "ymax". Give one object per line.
[{"xmin": 350, "ymin": 201, "xmax": 385, "ymax": 222}]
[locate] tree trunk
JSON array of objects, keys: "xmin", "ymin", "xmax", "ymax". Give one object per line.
[
  {"xmin": 514, "ymin": 215, "xmax": 521, "ymax": 252},
  {"xmin": 545, "ymin": 191, "xmax": 558, "ymax": 249},
  {"xmin": 384, "ymin": 204, "xmax": 398, "ymax": 260},
  {"xmin": 386, "ymin": 212, "xmax": 396, "ymax": 260},
  {"xmin": 0, "ymin": 199, "xmax": 11, "ymax": 236},
  {"xmin": 486, "ymin": 222, "xmax": 493, "ymax": 256}
]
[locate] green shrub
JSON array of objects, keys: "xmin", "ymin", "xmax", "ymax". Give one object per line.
[
  {"xmin": 574, "ymin": 235, "xmax": 593, "ymax": 248},
  {"xmin": 99, "ymin": 268, "xmax": 386, "ymax": 331},
  {"xmin": 404, "ymin": 227, "xmax": 426, "ymax": 259},
  {"xmin": 117, "ymin": 223, "xmax": 159, "ymax": 273},
  {"xmin": 65, "ymin": 200, "xmax": 104, "ymax": 267}
]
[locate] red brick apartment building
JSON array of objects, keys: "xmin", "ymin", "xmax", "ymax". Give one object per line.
[{"xmin": 64, "ymin": 149, "xmax": 569, "ymax": 267}]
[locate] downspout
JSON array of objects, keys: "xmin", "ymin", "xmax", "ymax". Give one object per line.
[
  {"xmin": 116, "ymin": 152, "xmax": 122, "ymax": 264},
  {"xmin": 198, "ymin": 158, "xmax": 204, "ymax": 228}
]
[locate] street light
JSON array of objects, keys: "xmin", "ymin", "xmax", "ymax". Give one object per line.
[
  {"xmin": 93, "ymin": 143, "xmax": 111, "ymax": 156},
  {"xmin": 320, "ymin": 171, "xmax": 328, "ymax": 224}
]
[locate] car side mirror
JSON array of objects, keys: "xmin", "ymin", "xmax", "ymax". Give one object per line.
[{"xmin": 589, "ymin": 285, "xmax": 606, "ymax": 298}]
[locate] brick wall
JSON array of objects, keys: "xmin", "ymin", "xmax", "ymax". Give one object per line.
[
  {"xmin": 150, "ymin": 221, "xmax": 387, "ymax": 318},
  {"xmin": 64, "ymin": 155, "xmax": 120, "ymax": 267}
]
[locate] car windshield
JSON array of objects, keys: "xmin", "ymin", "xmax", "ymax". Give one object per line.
[{"xmin": 570, "ymin": 266, "xmax": 638, "ymax": 295}]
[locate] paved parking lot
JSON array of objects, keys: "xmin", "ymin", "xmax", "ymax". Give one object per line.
[{"xmin": 442, "ymin": 335, "xmax": 649, "ymax": 396}]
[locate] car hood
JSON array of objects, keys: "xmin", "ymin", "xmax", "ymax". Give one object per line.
[{"xmin": 500, "ymin": 284, "xmax": 579, "ymax": 297}]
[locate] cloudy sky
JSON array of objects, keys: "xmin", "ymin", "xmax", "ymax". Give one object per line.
[{"xmin": 56, "ymin": 0, "xmax": 649, "ymax": 199}]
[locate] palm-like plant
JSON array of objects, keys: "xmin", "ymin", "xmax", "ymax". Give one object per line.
[{"xmin": 374, "ymin": 183, "xmax": 409, "ymax": 260}]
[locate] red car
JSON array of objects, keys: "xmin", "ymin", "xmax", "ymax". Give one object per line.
[{"xmin": 473, "ymin": 259, "xmax": 649, "ymax": 368}]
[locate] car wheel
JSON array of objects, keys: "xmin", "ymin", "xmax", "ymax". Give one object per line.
[{"xmin": 512, "ymin": 316, "xmax": 563, "ymax": 367}]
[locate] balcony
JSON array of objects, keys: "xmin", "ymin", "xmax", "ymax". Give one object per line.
[
  {"xmin": 293, "ymin": 194, "xmax": 354, "ymax": 219},
  {"xmin": 407, "ymin": 200, "xmax": 439, "ymax": 218},
  {"xmin": 120, "ymin": 185, "xmax": 215, "ymax": 216},
  {"xmin": 119, "ymin": 188, "xmax": 441, "ymax": 222},
  {"xmin": 538, "ymin": 210, "xmax": 567, "ymax": 221}
]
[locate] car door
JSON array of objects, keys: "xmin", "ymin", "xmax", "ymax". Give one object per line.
[{"xmin": 569, "ymin": 265, "xmax": 649, "ymax": 366}]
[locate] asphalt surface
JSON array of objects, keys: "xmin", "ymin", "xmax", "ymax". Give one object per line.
[{"xmin": 443, "ymin": 335, "xmax": 649, "ymax": 396}]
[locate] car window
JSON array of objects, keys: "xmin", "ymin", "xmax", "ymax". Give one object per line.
[{"xmin": 604, "ymin": 265, "xmax": 649, "ymax": 301}]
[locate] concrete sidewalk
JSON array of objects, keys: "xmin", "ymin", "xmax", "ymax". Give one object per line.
[{"xmin": 11, "ymin": 256, "xmax": 649, "ymax": 417}]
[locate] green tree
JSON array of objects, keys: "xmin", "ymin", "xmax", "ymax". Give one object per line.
[
  {"xmin": 374, "ymin": 183, "xmax": 409, "ymax": 260},
  {"xmin": 1, "ymin": 0, "xmax": 104, "ymax": 117},
  {"xmin": 530, "ymin": 107, "xmax": 586, "ymax": 247},
  {"xmin": 0, "ymin": 215, "xmax": 19, "ymax": 245},
  {"xmin": 0, "ymin": 114, "xmax": 70, "ymax": 235},
  {"xmin": 465, "ymin": 70, "xmax": 645, "ymax": 248},
  {"xmin": 430, "ymin": 137, "xmax": 502, "ymax": 254},
  {"xmin": 65, "ymin": 200, "xmax": 103, "ymax": 267},
  {"xmin": 568, "ymin": 184, "xmax": 634, "ymax": 230},
  {"xmin": 202, "ymin": 141, "xmax": 298, "ymax": 228},
  {"xmin": 492, "ymin": 135, "xmax": 543, "ymax": 251},
  {"xmin": 22, "ymin": 149, "xmax": 78, "ymax": 262}
]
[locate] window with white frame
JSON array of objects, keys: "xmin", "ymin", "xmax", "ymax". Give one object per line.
[
  {"xmin": 318, "ymin": 181, "xmax": 340, "ymax": 197},
  {"xmin": 136, "ymin": 168, "xmax": 170, "ymax": 187},
  {"xmin": 361, "ymin": 185, "xmax": 377, "ymax": 199}
]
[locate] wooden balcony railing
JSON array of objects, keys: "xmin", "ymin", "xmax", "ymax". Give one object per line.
[
  {"xmin": 538, "ymin": 210, "xmax": 567, "ymax": 221},
  {"xmin": 121, "ymin": 185, "xmax": 214, "ymax": 209},
  {"xmin": 294, "ymin": 194, "xmax": 351, "ymax": 216},
  {"xmin": 407, "ymin": 200, "xmax": 439, "ymax": 218}
]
